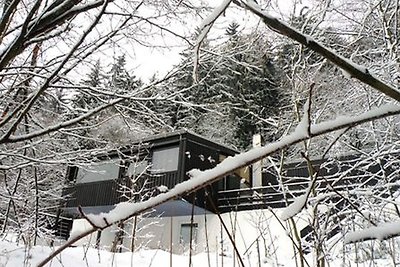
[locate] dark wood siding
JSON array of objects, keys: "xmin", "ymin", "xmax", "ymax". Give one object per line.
[
  {"xmin": 63, "ymin": 169, "xmax": 182, "ymax": 207},
  {"xmin": 132, "ymin": 171, "xmax": 180, "ymax": 201},
  {"xmin": 61, "ymin": 131, "xmax": 240, "ymax": 215},
  {"xmin": 63, "ymin": 179, "xmax": 122, "ymax": 207}
]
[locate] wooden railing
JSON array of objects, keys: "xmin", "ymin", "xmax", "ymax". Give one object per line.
[
  {"xmin": 39, "ymin": 212, "xmax": 73, "ymax": 240},
  {"xmin": 217, "ymin": 174, "xmax": 382, "ymax": 212}
]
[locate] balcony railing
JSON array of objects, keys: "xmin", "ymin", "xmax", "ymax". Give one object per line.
[{"xmin": 217, "ymin": 174, "xmax": 382, "ymax": 212}]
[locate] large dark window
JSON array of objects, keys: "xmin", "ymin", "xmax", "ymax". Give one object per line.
[{"xmin": 67, "ymin": 166, "xmax": 78, "ymax": 182}]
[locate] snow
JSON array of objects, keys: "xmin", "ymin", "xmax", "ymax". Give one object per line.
[
  {"xmin": 2, "ymin": 208, "xmax": 301, "ymax": 266},
  {"xmin": 198, "ymin": 0, "xmax": 232, "ymax": 31},
  {"xmin": 193, "ymin": 0, "xmax": 232, "ymax": 81},
  {"xmin": 311, "ymin": 104, "xmax": 400, "ymax": 134},
  {"xmin": 0, "ymin": 240, "xmax": 240, "ymax": 267},
  {"xmin": 344, "ymin": 221, "xmax": 400, "ymax": 244},
  {"xmin": 157, "ymin": 185, "xmax": 169, "ymax": 193},
  {"xmin": 341, "ymin": 68, "xmax": 352, "ymax": 79},
  {"xmin": 2, "ymin": 208, "xmax": 399, "ymax": 267},
  {"xmin": 294, "ymin": 97, "xmax": 311, "ymax": 138},
  {"xmin": 280, "ymin": 194, "xmax": 308, "ymax": 221}
]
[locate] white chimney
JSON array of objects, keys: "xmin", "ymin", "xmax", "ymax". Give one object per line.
[{"xmin": 252, "ymin": 134, "xmax": 262, "ymax": 188}]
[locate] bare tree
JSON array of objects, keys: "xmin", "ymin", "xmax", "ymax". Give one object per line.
[
  {"xmin": 1, "ymin": 0, "xmax": 400, "ymax": 266},
  {"xmin": 0, "ymin": 0, "xmax": 206, "ymax": 247}
]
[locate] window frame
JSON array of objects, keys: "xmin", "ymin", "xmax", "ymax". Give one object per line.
[
  {"xmin": 179, "ymin": 222, "xmax": 198, "ymax": 246},
  {"xmin": 75, "ymin": 160, "xmax": 122, "ymax": 184},
  {"xmin": 150, "ymin": 146, "xmax": 180, "ymax": 173}
]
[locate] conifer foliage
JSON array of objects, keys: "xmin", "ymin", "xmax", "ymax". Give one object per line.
[
  {"xmin": 71, "ymin": 55, "xmax": 145, "ymax": 147},
  {"xmin": 164, "ymin": 23, "xmax": 287, "ymax": 149}
]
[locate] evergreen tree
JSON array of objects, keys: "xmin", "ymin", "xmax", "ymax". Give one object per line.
[
  {"xmin": 68, "ymin": 55, "xmax": 146, "ymax": 148},
  {"xmin": 108, "ymin": 54, "xmax": 141, "ymax": 93},
  {"xmin": 84, "ymin": 59, "xmax": 103, "ymax": 87},
  {"xmin": 161, "ymin": 25, "xmax": 287, "ymax": 149},
  {"xmin": 226, "ymin": 21, "xmax": 240, "ymax": 43},
  {"xmin": 74, "ymin": 59, "xmax": 105, "ymax": 111}
]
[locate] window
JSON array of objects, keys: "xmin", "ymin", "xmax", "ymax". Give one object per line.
[
  {"xmin": 180, "ymin": 223, "xmax": 198, "ymax": 246},
  {"xmin": 151, "ymin": 146, "xmax": 179, "ymax": 173},
  {"xmin": 127, "ymin": 160, "xmax": 148, "ymax": 177},
  {"xmin": 76, "ymin": 160, "xmax": 121, "ymax": 184},
  {"xmin": 219, "ymin": 154, "xmax": 251, "ymax": 185},
  {"xmin": 67, "ymin": 166, "xmax": 78, "ymax": 182}
]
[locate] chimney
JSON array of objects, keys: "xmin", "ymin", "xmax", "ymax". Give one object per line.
[{"xmin": 252, "ymin": 134, "xmax": 262, "ymax": 188}]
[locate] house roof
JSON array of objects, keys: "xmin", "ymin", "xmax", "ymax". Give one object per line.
[{"xmin": 102, "ymin": 129, "xmax": 238, "ymax": 158}]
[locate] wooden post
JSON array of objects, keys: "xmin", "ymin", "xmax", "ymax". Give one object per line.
[
  {"xmin": 252, "ymin": 134, "xmax": 262, "ymax": 187},
  {"xmin": 170, "ymin": 216, "xmax": 173, "ymax": 267},
  {"xmin": 130, "ymin": 216, "xmax": 137, "ymax": 252},
  {"xmin": 256, "ymin": 238, "xmax": 261, "ymax": 267},
  {"xmin": 220, "ymin": 223, "xmax": 224, "ymax": 267},
  {"xmin": 111, "ymin": 221, "xmax": 124, "ymax": 253}
]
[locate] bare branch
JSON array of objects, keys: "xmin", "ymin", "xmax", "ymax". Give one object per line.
[
  {"xmin": 239, "ymin": 0, "xmax": 400, "ymax": 102},
  {"xmin": 37, "ymin": 103, "xmax": 400, "ymax": 266}
]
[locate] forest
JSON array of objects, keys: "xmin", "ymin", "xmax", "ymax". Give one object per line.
[{"xmin": 0, "ymin": 0, "xmax": 400, "ymax": 266}]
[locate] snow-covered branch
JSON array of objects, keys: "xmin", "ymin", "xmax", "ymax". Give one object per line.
[
  {"xmin": 193, "ymin": 0, "xmax": 232, "ymax": 82},
  {"xmin": 37, "ymin": 103, "xmax": 400, "ymax": 266},
  {"xmin": 239, "ymin": 0, "xmax": 400, "ymax": 102},
  {"xmin": 344, "ymin": 221, "xmax": 400, "ymax": 244}
]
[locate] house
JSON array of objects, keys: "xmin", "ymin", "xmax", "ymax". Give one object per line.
[
  {"xmin": 59, "ymin": 130, "xmax": 251, "ymax": 252},
  {"xmin": 58, "ymin": 130, "xmax": 399, "ymax": 255}
]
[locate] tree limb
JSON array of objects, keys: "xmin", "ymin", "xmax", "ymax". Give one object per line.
[
  {"xmin": 37, "ymin": 103, "xmax": 400, "ymax": 266},
  {"xmin": 238, "ymin": 0, "xmax": 400, "ymax": 102}
]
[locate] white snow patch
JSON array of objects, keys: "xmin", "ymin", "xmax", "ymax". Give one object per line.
[
  {"xmin": 281, "ymin": 194, "xmax": 308, "ymax": 221},
  {"xmin": 344, "ymin": 221, "xmax": 400, "ymax": 244},
  {"xmin": 294, "ymin": 97, "xmax": 311, "ymax": 138},
  {"xmin": 311, "ymin": 104, "xmax": 400, "ymax": 134},
  {"xmin": 157, "ymin": 185, "xmax": 168, "ymax": 193},
  {"xmin": 198, "ymin": 0, "xmax": 232, "ymax": 30},
  {"xmin": 341, "ymin": 68, "xmax": 352, "ymax": 79}
]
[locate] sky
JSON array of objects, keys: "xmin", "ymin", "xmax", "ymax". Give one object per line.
[{"xmin": 130, "ymin": 0, "xmax": 307, "ymax": 82}]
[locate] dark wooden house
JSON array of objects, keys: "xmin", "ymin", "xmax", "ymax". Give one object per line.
[
  {"xmin": 56, "ymin": 130, "xmax": 400, "ymax": 252},
  {"xmin": 61, "ymin": 130, "xmax": 251, "ymax": 219}
]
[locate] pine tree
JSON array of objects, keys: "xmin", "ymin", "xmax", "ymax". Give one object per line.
[
  {"xmin": 108, "ymin": 54, "xmax": 141, "ymax": 93},
  {"xmin": 226, "ymin": 21, "xmax": 240, "ymax": 42},
  {"xmin": 84, "ymin": 59, "xmax": 103, "ymax": 87},
  {"xmin": 161, "ymin": 25, "xmax": 287, "ymax": 149},
  {"xmin": 73, "ymin": 59, "xmax": 104, "ymax": 111}
]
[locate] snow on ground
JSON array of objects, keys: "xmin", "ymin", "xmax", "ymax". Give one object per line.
[
  {"xmin": 0, "ymin": 240, "xmax": 249, "ymax": 267},
  {"xmin": 0, "ymin": 238, "xmax": 397, "ymax": 267},
  {"xmin": 2, "ymin": 204, "xmax": 400, "ymax": 266}
]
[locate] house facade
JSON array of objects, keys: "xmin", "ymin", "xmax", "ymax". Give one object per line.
[
  {"xmin": 60, "ymin": 130, "xmax": 251, "ymax": 252},
  {"xmin": 58, "ymin": 130, "xmax": 399, "ymax": 256}
]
